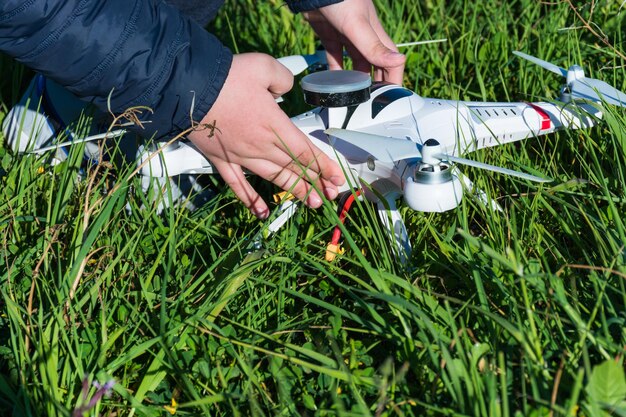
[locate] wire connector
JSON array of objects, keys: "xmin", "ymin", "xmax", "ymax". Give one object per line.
[{"xmin": 325, "ymin": 243, "xmax": 344, "ymax": 262}]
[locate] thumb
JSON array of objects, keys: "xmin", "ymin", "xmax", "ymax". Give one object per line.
[
  {"xmin": 373, "ymin": 44, "xmax": 406, "ymax": 69},
  {"xmin": 344, "ymin": 19, "xmax": 405, "ymax": 70}
]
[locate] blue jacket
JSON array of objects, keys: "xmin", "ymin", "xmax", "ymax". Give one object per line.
[{"xmin": 0, "ymin": 0, "xmax": 342, "ymax": 139}]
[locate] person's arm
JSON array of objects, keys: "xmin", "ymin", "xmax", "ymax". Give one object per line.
[
  {"xmin": 0, "ymin": 0, "xmax": 344, "ymax": 218},
  {"xmin": 0, "ymin": 0, "xmax": 398, "ymax": 219},
  {"xmin": 0, "ymin": 0, "xmax": 231, "ymax": 140}
]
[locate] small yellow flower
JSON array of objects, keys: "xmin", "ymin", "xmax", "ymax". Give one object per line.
[
  {"xmin": 336, "ymin": 387, "xmax": 342, "ymax": 395},
  {"xmin": 163, "ymin": 397, "xmax": 177, "ymax": 415},
  {"xmin": 37, "ymin": 166, "xmax": 45, "ymax": 174}
]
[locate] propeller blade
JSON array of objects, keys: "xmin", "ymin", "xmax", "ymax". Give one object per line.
[
  {"xmin": 435, "ymin": 153, "xmax": 552, "ymax": 183},
  {"xmin": 325, "ymin": 128, "xmax": 421, "ymax": 162},
  {"xmin": 514, "ymin": 51, "xmax": 626, "ymax": 106},
  {"xmin": 277, "ymin": 53, "xmax": 322, "ymax": 76},
  {"xmin": 327, "ymin": 129, "xmax": 551, "ymax": 183},
  {"xmin": 30, "ymin": 128, "xmax": 129, "ymax": 154},
  {"xmin": 513, "ymin": 51, "xmax": 567, "ymax": 77},
  {"xmin": 571, "ymin": 77, "xmax": 626, "ymax": 107}
]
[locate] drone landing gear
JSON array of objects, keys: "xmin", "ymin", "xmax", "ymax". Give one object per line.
[
  {"xmin": 324, "ymin": 192, "xmax": 411, "ymax": 264},
  {"xmin": 250, "ymin": 197, "xmax": 300, "ymax": 251},
  {"xmin": 377, "ymin": 198, "xmax": 411, "ymax": 264}
]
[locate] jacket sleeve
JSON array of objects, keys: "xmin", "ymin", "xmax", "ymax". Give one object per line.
[
  {"xmin": 0, "ymin": 0, "xmax": 232, "ymax": 140},
  {"xmin": 285, "ymin": 0, "xmax": 344, "ymax": 13}
]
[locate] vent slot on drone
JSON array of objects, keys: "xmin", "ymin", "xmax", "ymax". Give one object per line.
[{"xmin": 470, "ymin": 106, "xmax": 520, "ymax": 122}]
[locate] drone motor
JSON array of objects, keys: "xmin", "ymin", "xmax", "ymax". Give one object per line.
[{"xmin": 403, "ymin": 139, "xmax": 464, "ymax": 212}]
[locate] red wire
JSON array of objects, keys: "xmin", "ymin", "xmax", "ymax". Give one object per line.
[{"xmin": 330, "ymin": 190, "xmax": 361, "ymax": 245}]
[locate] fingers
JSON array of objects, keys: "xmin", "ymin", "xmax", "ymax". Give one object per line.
[
  {"xmin": 342, "ymin": 16, "xmax": 405, "ymax": 84},
  {"xmin": 324, "ymin": 40, "xmax": 345, "ymax": 71},
  {"xmin": 251, "ymin": 161, "xmax": 324, "ymax": 208},
  {"xmin": 251, "ymin": 146, "xmax": 345, "ymax": 207},
  {"xmin": 214, "ymin": 148, "xmax": 341, "ymax": 219},
  {"xmin": 368, "ymin": 19, "xmax": 406, "ymax": 84},
  {"xmin": 315, "ymin": 0, "xmax": 406, "ymax": 84},
  {"xmin": 270, "ymin": 117, "xmax": 345, "ymax": 189},
  {"xmin": 213, "ymin": 159, "xmax": 269, "ymax": 219},
  {"xmin": 215, "ymin": 152, "xmax": 338, "ymax": 220},
  {"xmin": 303, "ymin": 11, "xmax": 344, "ymax": 70},
  {"xmin": 344, "ymin": 42, "xmax": 371, "ymax": 74},
  {"xmin": 276, "ymin": 150, "xmax": 342, "ymax": 201}
]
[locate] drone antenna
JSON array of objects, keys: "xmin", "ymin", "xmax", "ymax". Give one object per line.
[{"xmin": 396, "ymin": 39, "xmax": 447, "ymax": 48}]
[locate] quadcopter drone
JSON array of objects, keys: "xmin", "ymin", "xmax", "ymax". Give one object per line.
[
  {"xmin": 133, "ymin": 50, "xmax": 625, "ymax": 260},
  {"xmin": 3, "ymin": 50, "xmax": 626, "ymax": 261}
]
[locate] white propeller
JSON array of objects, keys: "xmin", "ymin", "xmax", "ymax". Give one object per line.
[
  {"xmin": 326, "ymin": 129, "xmax": 551, "ymax": 183},
  {"xmin": 512, "ymin": 51, "xmax": 567, "ymax": 77},
  {"xmin": 421, "ymin": 139, "xmax": 551, "ymax": 183},
  {"xmin": 29, "ymin": 125, "xmax": 132, "ymax": 154},
  {"xmin": 513, "ymin": 51, "xmax": 626, "ymax": 107},
  {"xmin": 325, "ymin": 128, "xmax": 420, "ymax": 162}
]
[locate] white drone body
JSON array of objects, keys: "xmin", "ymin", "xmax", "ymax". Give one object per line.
[
  {"xmin": 135, "ymin": 51, "xmax": 626, "ymax": 259},
  {"xmin": 289, "ymin": 81, "xmax": 597, "ymax": 210},
  {"xmin": 140, "ymin": 79, "xmax": 595, "ymax": 197}
]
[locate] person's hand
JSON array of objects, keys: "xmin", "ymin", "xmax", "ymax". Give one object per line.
[
  {"xmin": 303, "ymin": 0, "xmax": 406, "ymax": 84},
  {"xmin": 187, "ymin": 53, "xmax": 345, "ymax": 219}
]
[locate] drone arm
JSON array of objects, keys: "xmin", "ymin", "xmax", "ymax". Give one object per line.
[
  {"xmin": 138, "ymin": 141, "xmax": 216, "ymax": 177},
  {"xmin": 459, "ymin": 101, "xmax": 599, "ymax": 154}
]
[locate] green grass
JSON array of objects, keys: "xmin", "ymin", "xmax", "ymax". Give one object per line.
[{"xmin": 1, "ymin": 0, "xmax": 626, "ymax": 415}]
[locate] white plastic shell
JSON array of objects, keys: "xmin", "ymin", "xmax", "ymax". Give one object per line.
[{"xmin": 403, "ymin": 175, "xmax": 464, "ymax": 212}]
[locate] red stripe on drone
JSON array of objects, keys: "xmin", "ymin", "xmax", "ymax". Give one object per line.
[{"xmin": 527, "ymin": 103, "xmax": 551, "ymax": 130}]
